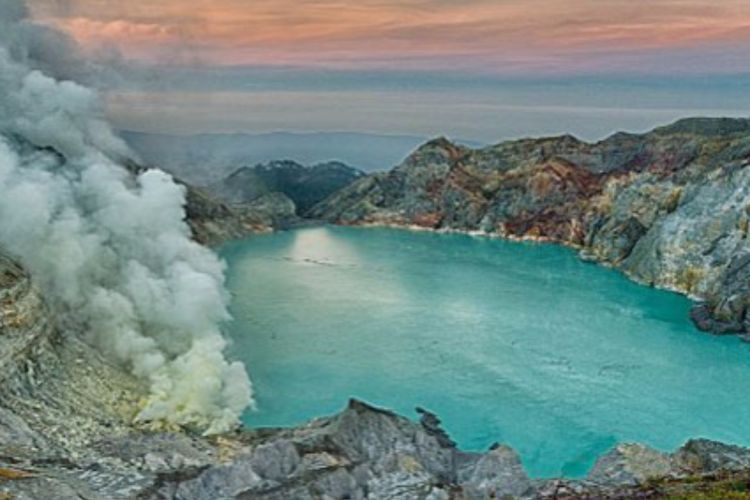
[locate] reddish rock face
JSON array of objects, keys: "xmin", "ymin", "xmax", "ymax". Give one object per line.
[
  {"xmin": 528, "ymin": 161, "xmax": 602, "ymax": 199},
  {"xmin": 412, "ymin": 212, "xmax": 443, "ymax": 228}
]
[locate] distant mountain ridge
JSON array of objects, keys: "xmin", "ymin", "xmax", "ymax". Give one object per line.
[
  {"xmin": 121, "ymin": 130, "xmax": 436, "ymax": 184},
  {"xmin": 207, "ymin": 159, "xmax": 365, "ymax": 216},
  {"xmin": 652, "ymin": 117, "xmax": 750, "ymax": 137}
]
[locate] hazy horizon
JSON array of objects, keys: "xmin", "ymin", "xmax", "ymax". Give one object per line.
[{"xmin": 23, "ymin": 0, "xmax": 750, "ymax": 143}]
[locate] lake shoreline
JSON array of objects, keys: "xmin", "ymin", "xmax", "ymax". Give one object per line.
[{"xmin": 223, "ymin": 226, "xmax": 750, "ymax": 481}]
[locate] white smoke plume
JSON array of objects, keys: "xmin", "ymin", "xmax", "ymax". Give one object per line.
[{"xmin": 0, "ymin": 1, "xmax": 253, "ymax": 434}]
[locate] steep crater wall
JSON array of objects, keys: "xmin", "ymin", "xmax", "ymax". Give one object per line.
[{"xmin": 311, "ymin": 118, "xmax": 750, "ymax": 337}]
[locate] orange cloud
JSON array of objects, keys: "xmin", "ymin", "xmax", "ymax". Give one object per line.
[{"xmin": 28, "ymin": 0, "xmax": 750, "ymax": 71}]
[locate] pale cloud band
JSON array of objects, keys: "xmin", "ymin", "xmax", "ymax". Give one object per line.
[
  {"xmin": 28, "ymin": 0, "xmax": 750, "ymax": 74},
  {"xmin": 22, "ymin": 0, "xmax": 750, "ymax": 140}
]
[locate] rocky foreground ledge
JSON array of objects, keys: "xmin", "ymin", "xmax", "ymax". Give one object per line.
[{"xmin": 3, "ymin": 392, "xmax": 750, "ymax": 499}]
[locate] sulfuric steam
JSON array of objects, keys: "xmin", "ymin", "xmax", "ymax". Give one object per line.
[{"xmin": 0, "ymin": 0, "xmax": 253, "ymax": 434}]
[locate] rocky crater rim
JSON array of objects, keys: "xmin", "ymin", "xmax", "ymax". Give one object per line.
[{"xmin": 309, "ymin": 116, "xmax": 750, "ymax": 338}]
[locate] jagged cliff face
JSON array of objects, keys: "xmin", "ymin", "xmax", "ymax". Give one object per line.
[
  {"xmin": 311, "ymin": 118, "xmax": 750, "ymax": 335},
  {"xmin": 182, "ymin": 182, "xmax": 275, "ymax": 245}
]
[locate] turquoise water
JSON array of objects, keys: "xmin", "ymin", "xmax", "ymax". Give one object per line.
[{"xmin": 221, "ymin": 226, "xmax": 750, "ymax": 478}]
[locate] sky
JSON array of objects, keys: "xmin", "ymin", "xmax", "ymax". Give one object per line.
[{"xmin": 26, "ymin": 0, "xmax": 750, "ymax": 142}]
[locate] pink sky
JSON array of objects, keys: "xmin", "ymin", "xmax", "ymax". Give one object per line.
[{"xmin": 29, "ymin": 0, "xmax": 750, "ymax": 73}]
